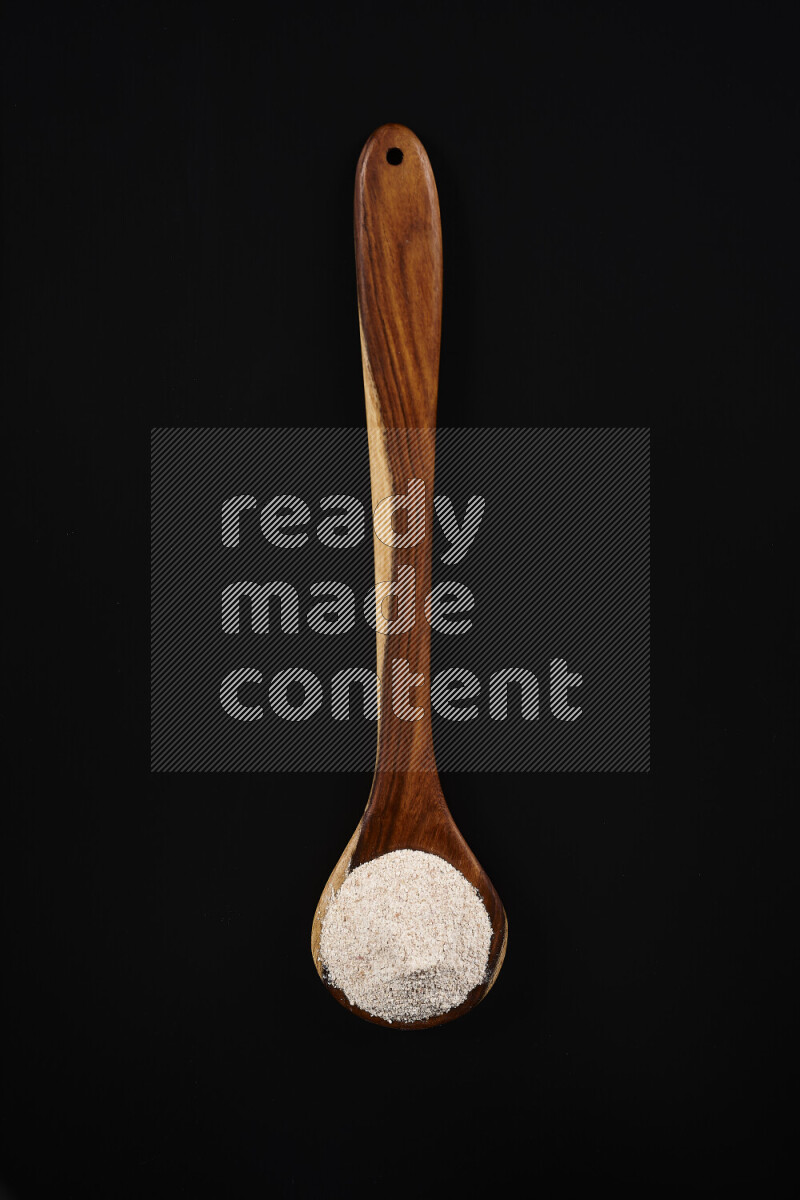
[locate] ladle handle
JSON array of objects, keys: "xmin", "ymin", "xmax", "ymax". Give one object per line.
[{"xmin": 354, "ymin": 124, "xmax": 443, "ymax": 773}]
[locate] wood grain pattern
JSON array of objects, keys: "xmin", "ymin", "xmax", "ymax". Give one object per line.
[{"xmin": 312, "ymin": 124, "xmax": 507, "ymax": 1028}]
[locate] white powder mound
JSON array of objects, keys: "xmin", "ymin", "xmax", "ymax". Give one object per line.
[{"xmin": 319, "ymin": 849, "xmax": 492, "ymax": 1024}]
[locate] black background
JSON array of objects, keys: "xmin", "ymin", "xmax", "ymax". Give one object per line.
[{"xmin": 3, "ymin": 1, "xmax": 797, "ymax": 1195}]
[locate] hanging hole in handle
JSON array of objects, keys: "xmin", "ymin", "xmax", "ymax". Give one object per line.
[{"xmin": 386, "ymin": 147, "xmax": 404, "ymax": 165}]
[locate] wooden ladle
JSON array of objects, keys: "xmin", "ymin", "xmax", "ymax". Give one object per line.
[{"xmin": 311, "ymin": 123, "xmax": 507, "ymax": 1028}]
